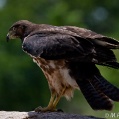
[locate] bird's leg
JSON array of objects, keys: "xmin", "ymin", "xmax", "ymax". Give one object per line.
[
  {"xmin": 52, "ymin": 86, "xmax": 66, "ymax": 109},
  {"xmin": 35, "ymin": 91, "xmax": 56, "ymax": 112},
  {"xmin": 47, "ymin": 92, "xmax": 55, "ymax": 108},
  {"xmin": 35, "ymin": 87, "xmax": 66, "ymax": 112}
]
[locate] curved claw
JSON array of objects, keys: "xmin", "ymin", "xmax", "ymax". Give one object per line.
[
  {"xmin": 35, "ymin": 106, "xmax": 56, "ymax": 112},
  {"xmin": 35, "ymin": 87, "xmax": 66, "ymax": 112}
]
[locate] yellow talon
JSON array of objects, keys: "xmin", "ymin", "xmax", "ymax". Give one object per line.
[
  {"xmin": 35, "ymin": 87, "xmax": 66, "ymax": 112},
  {"xmin": 35, "ymin": 106, "xmax": 56, "ymax": 112}
]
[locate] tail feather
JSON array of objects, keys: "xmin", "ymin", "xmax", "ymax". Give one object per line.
[
  {"xmin": 90, "ymin": 75, "xmax": 119, "ymax": 101},
  {"xmin": 77, "ymin": 79, "xmax": 113, "ymax": 110},
  {"xmin": 69, "ymin": 62, "xmax": 119, "ymax": 110}
]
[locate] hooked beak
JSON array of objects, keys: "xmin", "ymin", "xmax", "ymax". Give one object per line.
[
  {"xmin": 6, "ymin": 33, "xmax": 10, "ymax": 42},
  {"xmin": 6, "ymin": 31, "xmax": 17, "ymax": 42}
]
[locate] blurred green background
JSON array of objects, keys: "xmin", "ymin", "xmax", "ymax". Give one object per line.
[{"xmin": 0, "ymin": 0, "xmax": 119, "ymax": 118}]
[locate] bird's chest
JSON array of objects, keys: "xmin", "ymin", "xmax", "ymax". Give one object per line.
[{"xmin": 32, "ymin": 58, "xmax": 78, "ymax": 92}]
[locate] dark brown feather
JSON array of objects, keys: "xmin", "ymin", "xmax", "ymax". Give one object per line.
[{"xmin": 7, "ymin": 20, "xmax": 119, "ymax": 111}]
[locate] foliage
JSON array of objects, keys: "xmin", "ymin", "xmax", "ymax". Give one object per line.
[{"xmin": 0, "ymin": 0, "xmax": 119, "ymax": 117}]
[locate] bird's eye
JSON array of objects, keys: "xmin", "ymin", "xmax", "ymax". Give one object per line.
[{"xmin": 12, "ymin": 27, "xmax": 16, "ymax": 31}]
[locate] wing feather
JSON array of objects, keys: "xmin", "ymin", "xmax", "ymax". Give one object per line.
[
  {"xmin": 22, "ymin": 27, "xmax": 119, "ymax": 68},
  {"xmin": 65, "ymin": 26, "xmax": 119, "ymax": 49},
  {"xmin": 22, "ymin": 32, "xmax": 94, "ymax": 60}
]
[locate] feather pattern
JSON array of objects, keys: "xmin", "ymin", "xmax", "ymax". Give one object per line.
[{"xmin": 7, "ymin": 20, "xmax": 119, "ymax": 111}]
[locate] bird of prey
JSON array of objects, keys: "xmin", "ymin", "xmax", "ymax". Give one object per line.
[{"xmin": 7, "ymin": 20, "xmax": 119, "ymax": 112}]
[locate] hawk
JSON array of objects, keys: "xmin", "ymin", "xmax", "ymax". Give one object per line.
[{"xmin": 7, "ymin": 20, "xmax": 119, "ymax": 112}]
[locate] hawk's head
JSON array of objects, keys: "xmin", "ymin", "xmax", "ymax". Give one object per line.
[{"xmin": 7, "ymin": 20, "xmax": 35, "ymax": 42}]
